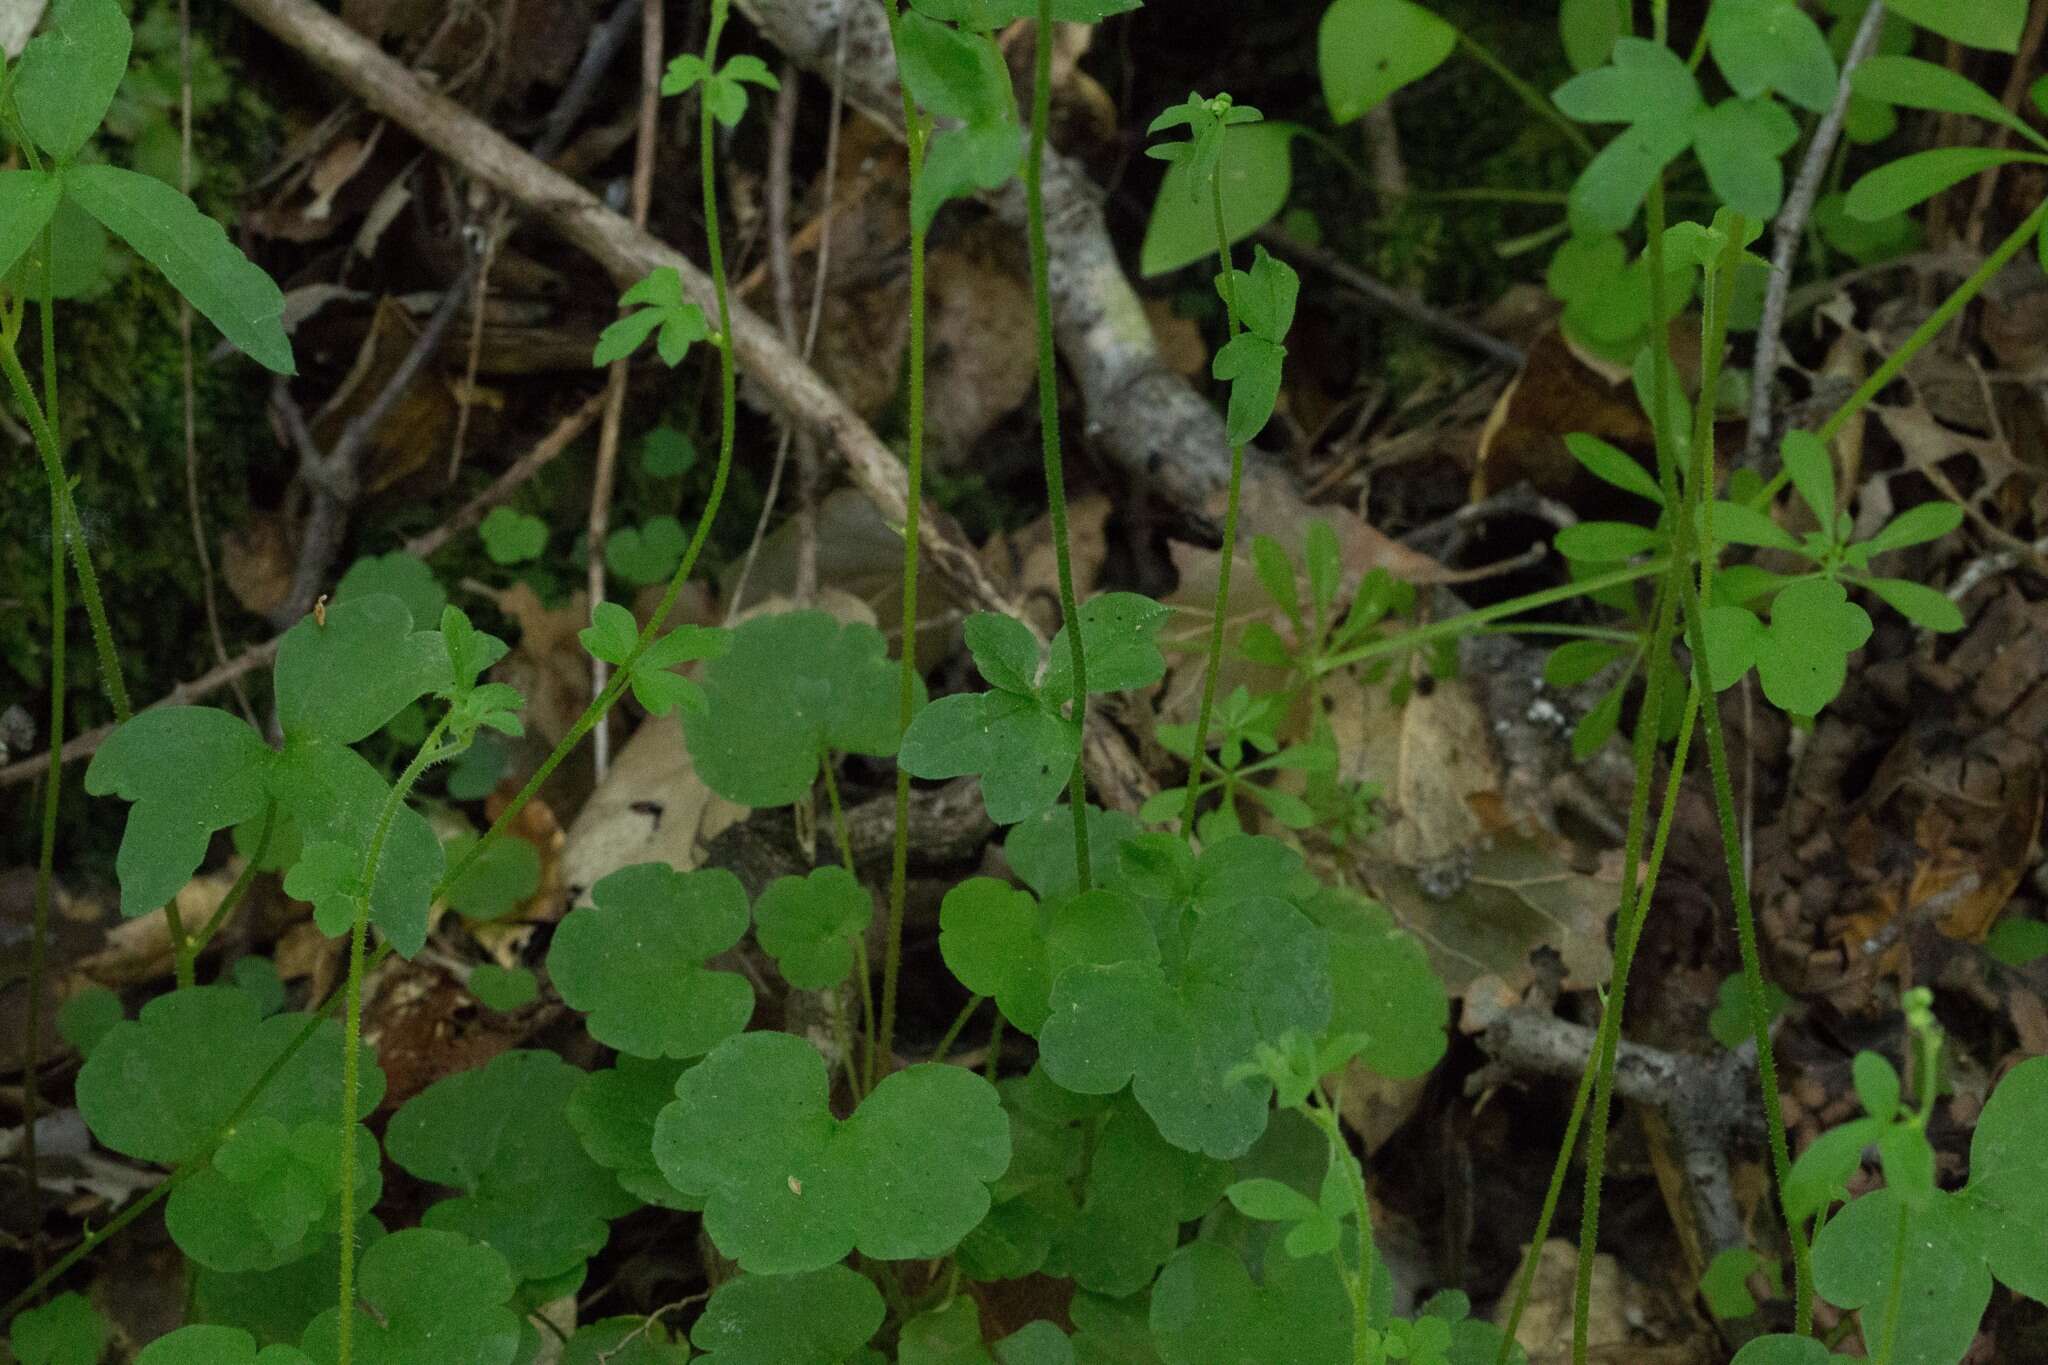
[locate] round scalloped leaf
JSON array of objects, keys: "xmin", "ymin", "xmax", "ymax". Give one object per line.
[
  {"xmin": 1303, "ymin": 888, "xmax": 1447, "ymax": 1080},
  {"xmin": 1039, "ymin": 895, "xmax": 1331, "ymax": 1159},
  {"xmin": 567, "ymin": 1056, "xmax": 700, "ymax": 1211},
  {"xmin": 384, "ymin": 1050, "xmax": 638, "ymax": 1282},
  {"xmin": 77, "ymin": 986, "xmax": 380, "ymax": 1165},
  {"xmin": 1812, "ymin": 1187, "xmax": 1989, "ymax": 1365},
  {"xmin": 1148, "ymin": 1241, "xmax": 1349, "ymax": 1365},
  {"xmin": 899, "ymin": 1297, "xmax": 987, "ymax": 1365},
  {"xmin": 941, "ymin": 877, "xmax": 1053, "ymax": 1034},
  {"xmin": 548, "ymin": 862, "xmax": 754, "ymax": 1059},
  {"xmin": 1049, "ymin": 1097, "xmax": 1231, "ymax": 1296},
  {"xmin": 270, "ymin": 737, "xmax": 443, "ymax": 958},
  {"xmin": 273, "ymin": 595, "xmax": 447, "ymax": 746},
  {"xmin": 1959, "ymin": 1054, "xmax": 2048, "ymax": 1299},
  {"xmin": 300, "ymin": 1228, "xmax": 520, "ymax": 1365},
  {"xmin": 684, "ymin": 611, "xmax": 918, "ymax": 808},
  {"xmin": 1003, "ymin": 804, "xmax": 1141, "ymax": 898},
  {"xmin": 562, "ymin": 1317, "xmax": 689, "ymax": 1365},
  {"xmin": 167, "ymin": 1122, "xmax": 381, "ymax": 1273},
  {"xmin": 9, "ymin": 1292, "xmax": 108, "ymax": 1365},
  {"xmin": 334, "ymin": 553, "xmax": 446, "ymax": 633},
  {"xmin": 754, "ymin": 866, "xmax": 873, "ymax": 991},
  {"xmin": 690, "ymin": 1265, "xmax": 886, "ymax": 1364},
  {"xmin": 136, "ymin": 1326, "xmax": 314, "ymax": 1365},
  {"xmin": 84, "ymin": 706, "xmax": 274, "ymax": 916},
  {"xmin": 191, "ymin": 1215, "xmax": 384, "ymax": 1348},
  {"xmin": 652, "ymin": 1031, "xmax": 1011, "ymax": 1273}
]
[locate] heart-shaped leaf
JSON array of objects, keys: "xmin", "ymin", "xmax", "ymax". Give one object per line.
[
  {"xmin": 300, "ymin": 1229, "xmax": 521, "ymax": 1365},
  {"xmin": 690, "ymin": 1265, "xmax": 885, "ymax": 1365}
]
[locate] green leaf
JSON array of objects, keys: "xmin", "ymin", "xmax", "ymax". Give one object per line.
[
  {"xmin": 1038, "ymin": 895, "xmax": 1331, "ymax": 1158},
  {"xmin": 1554, "ymin": 36, "xmax": 1699, "ymax": 124},
  {"xmin": 1984, "ymin": 915, "xmax": 2048, "ymax": 967},
  {"xmin": 640, "ymin": 425, "xmax": 697, "ymax": 476},
  {"xmin": 1542, "ymin": 639, "xmax": 1626, "ymax": 688},
  {"xmin": 468, "ymin": 963, "xmax": 537, "ymax": 1011},
  {"xmin": 1049, "ymin": 1095, "xmax": 1232, "ymax": 1294},
  {"xmin": 900, "ymin": 1298, "xmax": 990, "ymax": 1365},
  {"xmin": 1700, "ymin": 604, "xmax": 1763, "ymax": 691},
  {"xmin": 271, "ymin": 738, "xmax": 443, "ymax": 957},
  {"xmin": 1565, "ymin": 432, "xmax": 1662, "ymax": 503},
  {"xmin": 1222, "ymin": 245, "xmax": 1300, "ymax": 343},
  {"xmin": 967, "ymin": 611, "xmax": 1045, "ymax": 694},
  {"xmin": 476, "ymin": 506, "xmax": 546, "ymax": 564},
  {"xmin": 548, "ymin": 862, "xmax": 753, "ymax": 1058},
  {"xmin": 1729, "ymin": 1337, "xmax": 1843, "ymax": 1365},
  {"xmin": 1044, "ymin": 592, "xmax": 1172, "ymax": 701},
  {"xmin": 1692, "ymin": 97, "xmax": 1800, "ymax": 221},
  {"xmin": 1812, "ymin": 1187, "xmax": 1990, "ymax": 1365},
  {"xmin": 1710, "ymin": 499, "xmax": 1802, "ymax": 552},
  {"xmin": 0, "ymin": 171, "xmax": 63, "ymax": 280},
  {"xmin": 566, "ymin": 1056, "xmax": 698, "ymax": 1210},
  {"xmin": 940, "ymin": 877, "xmax": 1053, "ymax": 1031},
  {"xmin": 1863, "ymin": 577, "xmax": 1963, "ymax": 632},
  {"xmin": 1754, "ymin": 577, "xmax": 1871, "ymax": 716},
  {"xmin": 1306, "ymin": 888, "xmax": 1449, "ymax": 1081},
  {"xmin": 1958, "ymin": 1054, "xmax": 2048, "ymax": 1300},
  {"xmin": 335, "ymin": 552, "xmax": 447, "ymax": 629},
  {"xmin": 1779, "ymin": 430, "xmax": 1837, "ymax": 528},
  {"xmin": 136, "ymin": 1326, "xmax": 314, "ymax": 1365},
  {"xmin": 690, "ymin": 1266, "xmax": 885, "ymax": 1364},
  {"xmin": 996, "ymin": 1322, "xmax": 1074, "ymax": 1365},
  {"xmin": 1854, "ymin": 55, "xmax": 2048, "ymax": 149},
  {"xmin": 1005, "ymin": 803, "xmax": 1141, "ymax": 898},
  {"xmin": 13, "ymin": 0, "xmax": 131, "ymax": 161},
  {"xmin": 274, "ymin": 594, "xmax": 446, "ymax": 745},
  {"xmin": 685, "ymin": 611, "xmax": 914, "ymax": 808},
  {"xmin": 755, "ymin": 866, "xmax": 873, "ymax": 990},
  {"xmin": 1883, "ymin": 0, "xmax": 2025, "ymax": 51},
  {"xmin": 606, "ymin": 515, "xmax": 689, "ymax": 586},
  {"xmin": 190, "ymin": 1216, "xmax": 382, "ymax": 1349},
  {"xmin": 1212, "ymin": 332, "xmax": 1286, "ymax": 445},
  {"xmin": 1707, "ymin": 0, "xmax": 1839, "ymax": 111},
  {"xmin": 594, "ymin": 266, "xmax": 708, "ymax": 367},
  {"xmin": 57, "ymin": 983, "xmax": 122, "ymax": 1057},
  {"xmin": 384, "ymin": 1051, "xmax": 638, "ymax": 1281},
  {"xmin": 900, "ymin": 690, "xmax": 1080, "ymax": 826},
  {"xmin": 654, "ymin": 1031, "xmax": 1010, "ymax": 1272},
  {"xmin": 579, "ymin": 601, "xmax": 726, "ymax": 717},
  {"xmin": 897, "ymin": 13, "xmax": 1023, "ymax": 231},
  {"xmin": 917, "ymin": 120, "xmax": 1027, "ymax": 233},
  {"xmin": 1148, "ymin": 1242, "xmax": 1350, "ymax": 1365},
  {"xmin": 1853, "ymin": 1050, "xmax": 1902, "ymax": 1122},
  {"xmin": 1707, "ymin": 971, "xmax": 1790, "ymax": 1050},
  {"xmin": 9, "ymin": 1292, "xmax": 109, "ymax": 1365},
  {"xmin": 561, "ymin": 1317, "xmax": 689, "ymax": 1365},
  {"xmin": 1141, "ymin": 122, "xmax": 1296, "ymax": 277},
  {"xmin": 62, "ymin": 164, "xmax": 292, "ymax": 372},
  {"xmin": 1568, "ymin": 118, "xmax": 1696, "ymax": 234},
  {"xmin": 1317, "ymin": 0, "xmax": 1456, "ymax": 124},
  {"xmin": 84, "ymin": 706, "xmax": 273, "ymax": 915},
  {"xmin": 1555, "ymin": 520, "xmax": 1664, "ymax": 562},
  {"xmin": 300, "ymin": 1228, "xmax": 521, "ymax": 1365},
  {"xmin": 171, "ymin": 1120, "xmax": 380, "ymax": 1273},
  {"xmin": 1559, "ymin": 0, "xmax": 1625, "ymax": 71},
  {"xmin": 75, "ymin": 986, "xmax": 382, "ymax": 1268},
  {"xmin": 1699, "ymin": 1246, "xmax": 1770, "ymax": 1319},
  {"xmin": 1846, "ymin": 147, "xmax": 2031, "ymax": 222},
  {"xmin": 1860, "ymin": 500, "xmax": 1964, "ymax": 555}
]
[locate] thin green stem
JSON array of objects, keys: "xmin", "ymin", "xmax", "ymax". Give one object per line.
[
  {"xmin": 820, "ymin": 755, "xmax": 871, "ymax": 1099},
  {"xmin": 1495, "ymin": 1056, "xmax": 1595, "ymax": 1361},
  {"xmin": 1181, "ymin": 155, "xmax": 1248, "ymax": 842},
  {"xmin": 1308, "ymin": 1088, "xmax": 1379, "ymax": 1365},
  {"xmin": 820, "ymin": 757, "xmax": 859, "ymax": 877},
  {"xmin": 984, "ymin": 1012, "xmax": 1006, "ymax": 1083},
  {"xmin": 1875, "ymin": 1199, "xmax": 1908, "ymax": 1365},
  {"xmin": 878, "ymin": 0, "xmax": 929, "ymax": 1092},
  {"xmin": 336, "ymin": 714, "xmax": 451, "ymax": 1365},
  {"xmin": 442, "ymin": 4, "xmax": 746, "ymax": 904},
  {"xmin": 1454, "ymin": 32, "xmax": 1596, "ymax": 159},
  {"xmin": 928, "ymin": 994, "xmax": 983, "ymax": 1065},
  {"xmin": 1316, "ymin": 561, "xmax": 1668, "ymax": 675},
  {"xmin": 1026, "ymin": 0, "xmax": 1092, "ymax": 890},
  {"xmin": 192, "ymin": 805, "xmax": 275, "ymax": 955}
]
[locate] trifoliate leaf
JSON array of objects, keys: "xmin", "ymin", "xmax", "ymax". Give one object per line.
[
  {"xmin": 896, "ymin": 12, "xmax": 1023, "ymax": 231},
  {"xmin": 1003, "ymin": 804, "xmax": 1141, "ymax": 898},
  {"xmin": 1706, "ymin": 0, "xmax": 1839, "ymax": 111},
  {"xmin": 479, "ymin": 506, "xmax": 548, "ymax": 564},
  {"xmin": 547, "ymin": 862, "xmax": 754, "ymax": 1059},
  {"xmin": 335, "ymin": 552, "xmax": 446, "ymax": 630},
  {"xmin": 899, "ymin": 1298, "xmax": 988, "ymax": 1365},
  {"xmin": 300, "ymin": 1228, "xmax": 520, "ymax": 1365},
  {"xmin": 136, "ymin": 1326, "xmax": 314, "ymax": 1365},
  {"xmin": 567, "ymin": 1056, "xmax": 699, "ymax": 1211},
  {"xmin": 9, "ymin": 1292, "xmax": 108, "ymax": 1365},
  {"xmin": 12, "ymin": 0, "xmax": 130, "ymax": 161},
  {"xmin": 606, "ymin": 516, "xmax": 689, "ymax": 587},
  {"xmin": 579, "ymin": 602, "xmax": 728, "ymax": 717},
  {"xmin": 1318, "ymin": 0, "xmax": 1456, "ymax": 124},
  {"xmin": 1044, "ymin": 594, "xmax": 1172, "ymax": 702},
  {"xmin": 755, "ymin": 866, "xmax": 873, "ymax": 990},
  {"xmin": 1754, "ymin": 577, "xmax": 1871, "ymax": 716},
  {"xmin": 1148, "ymin": 1242, "xmax": 1350, "ymax": 1365},
  {"xmin": 685, "ymin": 611, "xmax": 914, "ymax": 808},
  {"xmin": 57, "ymin": 984, "xmax": 123, "ymax": 1057},
  {"xmin": 1554, "ymin": 39, "xmax": 1702, "ymax": 233},
  {"xmin": 1811, "ymin": 1187, "xmax": 1989, "ymax": 1365},
  {"xmin": 441, "ymin": 834, "xmax": 541, "ymax": 922},
  {"xmin": 900, "ymin": 689, "xmax": 1080, "ymax": 827},
  {"xmin": 1707, "ymin": 972, "xmax": 1791, "ymax": 1050},
  {"xmin": 652, "ymin": 1031, "xmax": 1010, "ymax": 1273},
  {"xmin": 594, "ymin": 267, "xmax": 709, "ymax": 367},
  {"xmin": 941, "ymin": 877, "xmax": 1055, "ymax": 1033},
  {"xmin": 1039, "ymin": 894, "xmax": 1332, "ymax": 1158},
  {"xmin": 1957, "ymin": 1054, "xmax": 2048, "ymax": 1300},
  {"xmin": 690, "ymin": 1265, "xmax": 885, "ymax": 1365},
  {"xmin": 469, "ymin": 964, "xmax": 537, "ymax": 1011},
  {"xmin": 384, "ymin": 1051, "xmax": 638, "ymax": 1282},
  {"xmin": 561, "ymin": 1318, "xmax": 688, "ymax": 1365},
  {"xmin": 663, "ymin": 50, "xmax": 780, "ymax": 127},
  {"xmin": 84, "ymin": 706, "xmax": 273, "ymax": 915},
  {"xmin": 1692, "ymin": 96, "xmax": 1799, "ymax": 221},
  {"xmin": 274, "ymin": 595, "xmax": 446, "ymax": 745}
]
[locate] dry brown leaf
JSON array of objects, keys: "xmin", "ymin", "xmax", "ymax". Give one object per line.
[
  {"xmin": 220, "ymin": 509, "xmax": 296, "ymax": 618},
  {"xmin": 926, "ymin": 229, "xmax": 1038, "ymax": 465}
]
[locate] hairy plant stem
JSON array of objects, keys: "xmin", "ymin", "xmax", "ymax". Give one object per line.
[
  {"xmin": 1180, "ymin": 157, "xmax": 1248, "ymax": 842},
  {"xmin": 1306, "ymin": 1086, "xmax": 1380, "ymax": 1365},
  {"xmin": 1026, "ymin": 0, "xmax": 1093, "ymax": 890},
  {"xmin": 26, "ymin": 352, "xmax": 66, "ymax": 1289},
  {"xmin": 878, "ymin": 0, "xmax": 929, "ymax": 1092},
  {"xmin": 820, "ymin": 756, "xmax": 872, "ymax": 1100},
  {"xmin": 441, "ymin": 2, "xmax": 744, "ymax": 903},
  {"xmin": 335, "ymin": 713, "xmax": 451, "ymax": 1365}
]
